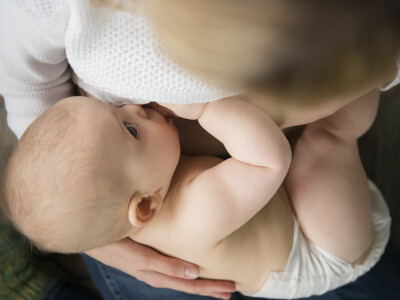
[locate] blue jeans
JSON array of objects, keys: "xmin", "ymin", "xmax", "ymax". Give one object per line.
[
  {"xmin": 82, "ymin": 240, "xmax": 400, "ymax": 300},
  {"xmin": 81, "ymin": 254, "xmax": 242, "ymax": 300},
  {"xmin": 41, "ymin": 278, "xmax": 98, "ymax": 300}
]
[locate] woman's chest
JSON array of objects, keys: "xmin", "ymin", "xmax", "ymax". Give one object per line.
[{"xmin": 65, "ymin": 1, "xmax": 232, "ymax": 105}]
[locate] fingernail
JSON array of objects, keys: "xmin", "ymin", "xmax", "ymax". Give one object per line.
[{"xmin": 185, "ymin": 267, "xmax": 199, "ymax": 279}]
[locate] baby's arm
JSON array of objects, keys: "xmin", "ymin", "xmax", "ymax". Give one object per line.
[{"xmin": 162, "ymin": 97, "xmax": 291, "ymax": 247}]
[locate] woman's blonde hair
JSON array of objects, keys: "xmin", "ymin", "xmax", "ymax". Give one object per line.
[{"xmin": 98, "ymin": 0, "xmax": 400, "ymax": 105}]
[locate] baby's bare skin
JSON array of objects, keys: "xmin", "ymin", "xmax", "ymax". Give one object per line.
[
  {"xmin": 131, "ymin": 91, "xmax": 378, "ymax": 294},
  {"xmin": 286, "ymin": 89, "xmax": 379, "ymax": 265},
  {"xmin": 130, "ymin": 98, "xmax": 292, "ymax": 294}
]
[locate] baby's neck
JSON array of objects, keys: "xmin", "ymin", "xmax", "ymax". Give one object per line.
[
  {"xmin": 164, "ymin": 155, "xmax": 196, "ymax": 204},
  {"xmin": 129, "ymin": 155, "xmax": 212, "ymax": 249}
]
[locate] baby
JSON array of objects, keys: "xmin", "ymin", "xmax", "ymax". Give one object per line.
[{"xmin": 0, "ymin": 95, "xmax": 390, "ymax": 298}]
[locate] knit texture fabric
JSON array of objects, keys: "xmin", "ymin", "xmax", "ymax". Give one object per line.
[
  {"xmin": 0, "ymin": 0, "xmax": 238, "ymax": 139},
  {"xmin": 0, "ymin": 0, "xmax": 399, "ymax": 139},
  {"xmin": 0, "ymin": 225, "xmax": 52, "ymax": 300}
]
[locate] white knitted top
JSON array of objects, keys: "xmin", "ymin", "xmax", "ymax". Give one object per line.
[
  {"xmin": 1, "ymin": 0, "xmax": 399, "ymax": 139},
  {"xmin": 0, "ymin": 0, "xmax": 237, "ymax": 139}
]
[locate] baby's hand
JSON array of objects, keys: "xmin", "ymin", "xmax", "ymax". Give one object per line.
[{"xmin": 155, "ymin": 102, "xmax": 208, "ymax": 120}]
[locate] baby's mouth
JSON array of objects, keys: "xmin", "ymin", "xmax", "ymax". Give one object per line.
[{"xmin": 144, "ymin": 102, "xmax": 175, "ymax": 118}]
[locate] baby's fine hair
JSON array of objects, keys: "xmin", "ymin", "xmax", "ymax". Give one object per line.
[
  {"xmin": 100, "ymin": 0, "xmax": 400, "ymax": 105},
  {"xmin": 0, "ymin": 99, "xmax": 131, "ymax": 253}
]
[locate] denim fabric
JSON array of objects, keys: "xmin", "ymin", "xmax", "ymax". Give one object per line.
[
  {"xmin": 41, "ymin": 278, "xmax": 98, "ymax": 300},
  {"xmin": 81, "ymin": 239, "xmax": 400, "ymax": 300},
  {"xmin": 81, "ymin": 254, "xmax": 242, "ymax": 300}
]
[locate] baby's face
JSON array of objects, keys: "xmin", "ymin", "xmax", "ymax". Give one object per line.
[{"xmin": 69, "ymin": 96, "xmax": 181, "ymax": 199}]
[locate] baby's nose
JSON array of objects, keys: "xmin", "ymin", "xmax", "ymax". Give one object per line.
[{"xmin": 126, "ymin": 104, "xmax": 148, "ymax": 119}]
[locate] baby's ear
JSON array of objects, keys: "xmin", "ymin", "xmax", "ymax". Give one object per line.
[{"xmin": 127, "ymin": 191, "xmax": 163, "ymax": 228}]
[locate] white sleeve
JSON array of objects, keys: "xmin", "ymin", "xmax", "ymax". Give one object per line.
[
  {"xmin": 0, "ymin": 0, "xmax": 74, "ymax": 139},
  {"xmin": 380, "ymin": 54, "xmax": 400, "ymax": 92}
]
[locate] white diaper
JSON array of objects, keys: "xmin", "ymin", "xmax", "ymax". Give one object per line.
[{"xmin": 247, "ymin": 181, "xmax": 391, "ymax": 299}]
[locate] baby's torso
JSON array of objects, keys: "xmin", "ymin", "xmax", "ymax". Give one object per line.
[
  {"xmin": 131, "ymin": 156, "xmax": 294, "ymax": 294},
  {"xmin": 194, "ymin": 187, "xmax": 294, "ymax": 294}
]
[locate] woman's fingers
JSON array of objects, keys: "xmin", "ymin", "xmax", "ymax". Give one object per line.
[
  {"xmin": 142, "ymin": 246, "xmax": 200, "ymax": 279},
  {"xmin": 137, "ymin": 271, "xmax": 235, "ymax": 299},
  {"xmin": 85, "ymin": 239, "xmax": 236, "ymax": 298}
]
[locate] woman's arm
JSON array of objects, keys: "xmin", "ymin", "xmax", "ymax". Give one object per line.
[{"xmin": 0, "ymin": 0, "xmax": 74, "ymax": 139}]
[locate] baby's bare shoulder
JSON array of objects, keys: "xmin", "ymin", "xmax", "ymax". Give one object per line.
[
  {"xmin": 177, "ymin": 155, "xmax": 223, "ymax": 181},
  {"xmin": 169, "ymin": 155, "xmax": 223, "ymax": 205}
]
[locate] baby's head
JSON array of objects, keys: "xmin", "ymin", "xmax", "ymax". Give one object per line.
[{"xmin": 0, "ymin": 96, "xmax": 180, "ymax": 253}]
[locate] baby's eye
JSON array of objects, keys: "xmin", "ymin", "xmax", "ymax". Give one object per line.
[{"xmin": 124, "ymin": 123, "xmax": 138, "ymax": 138}]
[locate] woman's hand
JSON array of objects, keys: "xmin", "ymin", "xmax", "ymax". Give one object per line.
[{"xmin": 85, "ymin": 238, "xmax": 235, "ymax": 299}]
